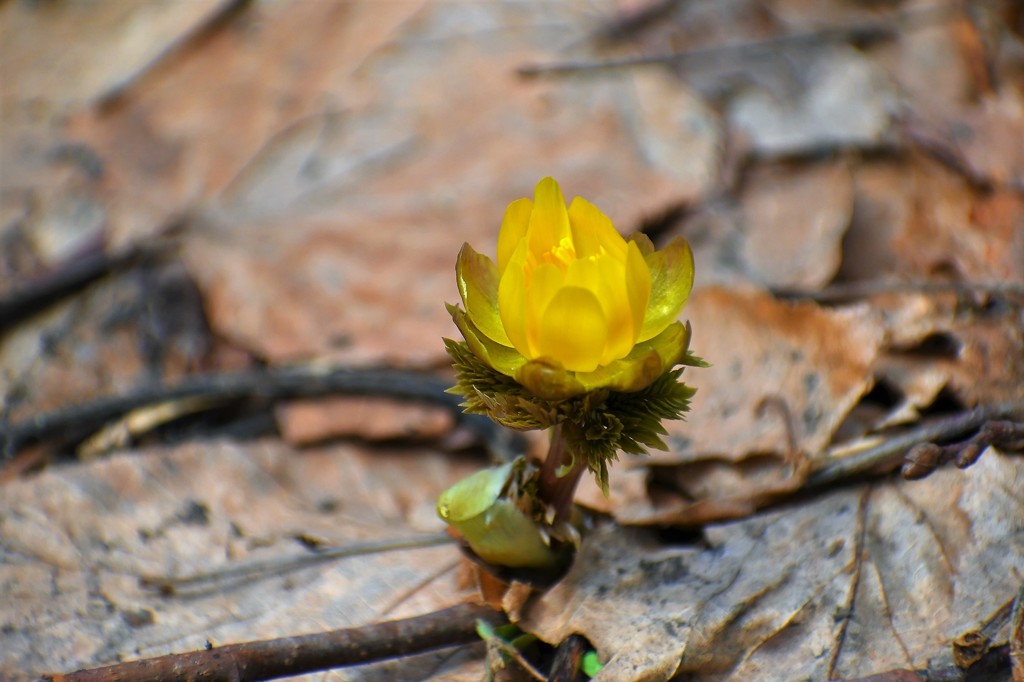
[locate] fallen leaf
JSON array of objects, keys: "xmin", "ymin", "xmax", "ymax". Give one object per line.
[
  {"xmin": 666, "ymin": 285, "xmax": 883, "ymax": 464},
  {"xmin": 277, "ymin": 396, "xmax": 454, "ymax": 447},
  {"xmin": 0, "ymin": 0, "xmax": 236, "ymax": 110},
  {"xmin": 727, "ymin": 47, "xmax": 894, "ymax": 156},
  {"xmin": 0, "ymin": 440, "xmax": 479, "ymax": 678},
  {"xmin": 522, "ymin": 449, "xmax": 1024, "ymax": 681},
  {"xmin": 741, "ymin": 160, "xmax": 854, "ymax": 289}
]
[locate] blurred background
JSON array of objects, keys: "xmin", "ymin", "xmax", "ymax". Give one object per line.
[{"xmin": 1, "ymin": 0, "xmax": 1023, "ymax": 679}]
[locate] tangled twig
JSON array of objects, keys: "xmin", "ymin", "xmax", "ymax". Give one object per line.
[{"xmin": 902, "ymin": 420, "xmax": 1024, "ymax": 479}]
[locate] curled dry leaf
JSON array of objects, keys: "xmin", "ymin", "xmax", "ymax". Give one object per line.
[{"xmin": 522, "ymin": 449, "xmax": 1024, "ymax": 681}]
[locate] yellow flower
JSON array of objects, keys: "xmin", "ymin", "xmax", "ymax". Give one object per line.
[{"xmin": 450, "ymin": 177, "xmax": 694, "ymax": 400}]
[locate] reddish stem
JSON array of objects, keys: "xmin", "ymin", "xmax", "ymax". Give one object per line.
[{"xmin": 537, "ymin": 425, "xmax": 587, "ymax": 528}]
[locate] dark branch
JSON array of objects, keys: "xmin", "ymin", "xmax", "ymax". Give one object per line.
[
  {"xmin": 0, "ymin": 239, "xmax": 176, "ymax": 336},
  {"xmin": 902, "ymin": 420, "xmax": 1024, "ymax": 480},
  {"xmin": 519, "ymin": 5, "xmax": 954, "ymax": 77},
  {"xmin": 0, "ymin": 365, "xmax": 518, "ymax": 462},
  {"xmin": 773, "ymin": 279, "xmax": 1024, "ymax": 305},
  {"xmin": 42, "ymin": 602, "xmax": 504, "ymax": 682},
  {"xmin": 806, "ymin": 402, "xmax": 1024, "ymax": 489}
]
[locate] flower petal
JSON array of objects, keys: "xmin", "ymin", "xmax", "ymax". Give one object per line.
[
  {"xmin": 527, "ymin": 177, "xmax": 572, "ymax": 257},
  {"xmin": 497, "ymin": 197, "xmax": 533, "ymax": 274},
  {"xmin": 514, "ymin": 321, "xmax": 692, "ymax": 399},
  {"xmin": 577, "ymin": 320, "xmax": 692, "ymax": 393},
  {"xmin": 638, "ymin": 236, "xmax": 695, "ymax": 342},
  {"xmin": 570, "ymin": 254, "xmax": 633, "ymax": 365},
  {"xmin": 525, "ymin": 262, "xmax": 565, "ymax": 357},
  {"xmin": 535, "ymin": 286, "xmax": 608, "ymax": 373},
  {"xmin": 497, "ymin": 241, "xmax": 532, "ymax": 357},
  {"xmin": 567, "ymin": 197, "xmax": 626, "ymax": 259},
  {"xmin": 625, "ymin": 239, "xmax": 651, "ymax": 344},
  {"xmin": 448, "ymin": 303, "xmax": 527, "ymax": 378},
  {"xmin": 456, "ymin": 243, "xmax": 511, "ymax": 346}
]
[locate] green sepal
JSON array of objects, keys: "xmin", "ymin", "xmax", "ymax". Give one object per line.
[
  {"xmin": 437, "ymin": 459, "xmax": 561, "ymax": 569},
  {"xmin": 445, "ymin": 338, "xmax": 700, "ymax": 493},
  {"xmin": 456, "ymin": 243, "xmax": 512, "ymax": 347},
  {"xmin": 632, "ymin": 234, "xmax": 695, "ymax": 343}
]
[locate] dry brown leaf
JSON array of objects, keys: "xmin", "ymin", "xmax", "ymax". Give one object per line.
[
  {"xmin": 0, "ymin": 440, "xmax": 479, "ymax": 679},
  {"xmin": 727, "ymin": 47, "xmax": 894, "ymax": 156},
  {"xmin": 61, "ymin": 0, "xmax": 431, "ymax": 245},
  {"xmin": 575, "ymin": 286, "xmax": 883, "ymax": 526},
  {"xmin": 278, "ymin": 396, "xmax": 454, "ymax": 447},
  {"xmin": 176, "ymin": 0, "xmax": 713, "ymax": 366},
  {"xmin": 954, "ymin": 90, "xmax": 1024, "ymax": 187},
  {"xmin": 0, "ymin": 0, "xmax": 235, "ymax": 110},
  {"xmin": 664, "ymin": 285, "xmax": 883, "ymax": 463},
  {"xmin": 890, "ymin": 160, "xmax": 1024, "ymax": 283},
  {"xmin": 741, "ymin": 160, "xmax": 854, "ymax": 289},
  {"xmin": 522, "ymin": 449, "xmax": 1024, "ymax": 681}
]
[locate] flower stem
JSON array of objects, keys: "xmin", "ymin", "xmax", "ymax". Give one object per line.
[{"xmin": 537, "ymin": 424, "xmax": 587, "ymax": 528}]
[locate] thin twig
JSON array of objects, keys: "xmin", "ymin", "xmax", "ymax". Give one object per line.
[
  {"xmin": 42, "ymin": 602, "xmax": 505, "ymax": 682},
  {"xmin": 590, "ymin": 0, "xmax": 684, "ymax": 45},
  {"xmin": 806, "ymin": 402, "xmax": 1024, "ymax": 489},
  {"xmin": 0, "ymin": 365, "xmax": 518, "ymax": 462},
  {"xmin": 900, "ymin": 115, "xmax": 1024, "ymax": 194},
  {"xmin": 141, "ymin": 533, "xmax": 455, "ymax": 597},
  {"xmin": 519, "ymin": 5, "xmax": 955, "ymax": 77},
  {"xmin": 773, "ymin": 279, "xmax": 1024, "ymax": 305}
]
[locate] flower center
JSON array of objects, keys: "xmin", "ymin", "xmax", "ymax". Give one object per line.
[{"xmin": 541, "ymin": 236, "xmax": 577, "ymax": 269}]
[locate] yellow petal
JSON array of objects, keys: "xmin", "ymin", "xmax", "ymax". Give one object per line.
[
  {"xmin": 497, "ymin": 242, "xmax": 532, "ymax": 357},
  {"xmin": 567, "ymin": 255, "xmax": 633, "ymax": 365},
  {"xmin": 625, "ymin": 239, "xmax": 651, "ymax": 340},
  {"xmin": 456, "ymin": 243, "xmax": 510, "ymax": 347},
  {"xmin": 535, "ymin": 286, "xmax": 608, "ymax": 372},
  {"xmin": 527, "ymin": 178, "xmax": 571, "ymax": 257},
  {"xmin": 578, "ymin": 321, "xmax": 691, "ymax": 394},
  {"xmin": 567, "ymin": 197, "xmax": 626, "ymax": 259},
  {"xmin": 638, "ymin": 236, "xmax": 694, "ymax": 342},
  {"xmin": 525, "ymin": 262, "xmax": 565, "ymax": 357},
  {"xmin": 497, "ymin": 197, "xmax": 533, "ymax": 274}
]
